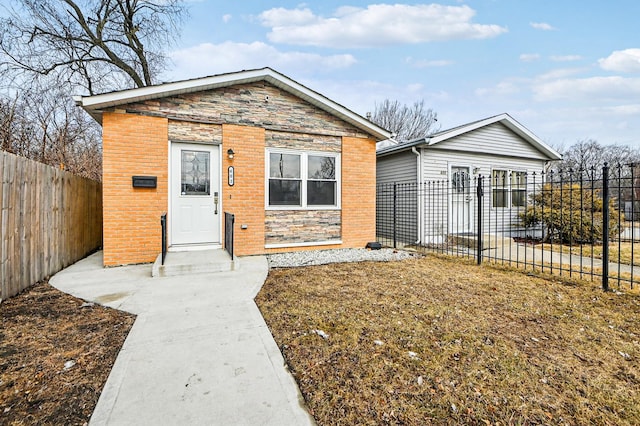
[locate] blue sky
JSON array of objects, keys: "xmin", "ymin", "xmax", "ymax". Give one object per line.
[{"xmin": 163, "ymin": 1, "xmax": 640, "ymax": 148}]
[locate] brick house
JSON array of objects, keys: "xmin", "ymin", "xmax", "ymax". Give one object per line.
[{"xmin": 75, "ymin": 68, "xmax": 391, "ymax": 266}]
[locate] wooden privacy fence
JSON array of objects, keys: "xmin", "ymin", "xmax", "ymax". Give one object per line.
[{"xmin": 1, "ymin": 150, "xmax": 103, "ymax": 300}]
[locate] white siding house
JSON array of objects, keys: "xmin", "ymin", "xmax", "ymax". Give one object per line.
[{"xmin": 376, "ymin": 113, "xmax": 562, "ymax": 245}]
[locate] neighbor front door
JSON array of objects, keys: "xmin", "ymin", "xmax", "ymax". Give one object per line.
[
  {"xmin": 170, "ymin": 143, "xmax": 220, "ymax": 246},
  {"xmin": 450, "ymin": 166, "xmax": 472, "ymax": 233}
]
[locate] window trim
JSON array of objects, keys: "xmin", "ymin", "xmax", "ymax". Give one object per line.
[
  {"xmin": 265, "ymin": 148, "xmax": 341, "ymax": 210},
  {"xmin": 491, "ymin": 168, "xmax": 527, "ymax": 209}
]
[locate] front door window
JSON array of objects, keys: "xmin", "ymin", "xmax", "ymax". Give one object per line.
[{"xmin": 181, "ymin": 150, "xmax": 210, "ymax": 195}]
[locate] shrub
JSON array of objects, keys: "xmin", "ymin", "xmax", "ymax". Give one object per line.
[{"xmin": 519, "ymin": 183, "xmax": 621, "ymax": 243}]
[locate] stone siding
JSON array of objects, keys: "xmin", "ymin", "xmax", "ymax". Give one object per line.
[
  {"xmin": 169, "ymin": 120, "xmax": 222, "ymax": 144},
  {"xmin": 265, "ymin": 130, "xmax": 341, "ymax": 152},
  {"xmin": 127, "ymin": 82, "xmax": 367, "ymax": 138},
  {"xmin": 265, "ymin": 210, "xmax": 341, "ymax": 245}
]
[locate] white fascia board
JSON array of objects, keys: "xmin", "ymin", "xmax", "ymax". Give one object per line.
[
  {"xmin": 499, "ymin": 116, "xmax": 562, "ymax": 160},
  {"xmin": 74, "ymin": 67, "xmax": 391, "ymax": 141},
  {"xmin": 428, "ymin": 113, "xmax": 562, "ymax": 161},
  {"xmin": 427, "ymin": 114, "xmax": 509, "ymax": 145}
]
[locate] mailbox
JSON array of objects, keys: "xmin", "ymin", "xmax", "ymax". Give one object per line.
[{"xmin": 132, "ymin": 176, "xmax": 157, "ymax": 188}]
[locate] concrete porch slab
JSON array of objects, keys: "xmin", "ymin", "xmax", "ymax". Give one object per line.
[{"xmin": 152, "ymin": 249, "xmax": 239, "ymax": 278}]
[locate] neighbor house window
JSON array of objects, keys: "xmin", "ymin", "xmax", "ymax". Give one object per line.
[
  {"xmin": 492, "ymin": 169, "xmax": 508, "ymax": 208},
  {"xmin": 267, "ymin": 149, "xmax": 339, "ymax": 208},
  {"xmin": 511, "ymin": 171, "xmax": 527, "ymax": 207},
  {"xmin": 492, "ymin": 169, "xmax": 527, "ymax": 208}
]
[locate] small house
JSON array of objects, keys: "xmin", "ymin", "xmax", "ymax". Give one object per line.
[
  {"xmin": 376, "ymin": 113, "xmax": 562, "ymax": 245},
  {"xmin": 75, "ymin": 68, "xmax": 390, "ymax": 266}
]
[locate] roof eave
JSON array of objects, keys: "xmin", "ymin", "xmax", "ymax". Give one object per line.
[
  {"xmin": 426, "ymin": 113, "xmax": 562, "ymax": 161},
  {"xmin": 75, "ymin": 68, "xmax": 392, "ymax": 141},
  {"xmin": 376, "ymin": 139, "xmax": 428, "ymax": 156}
]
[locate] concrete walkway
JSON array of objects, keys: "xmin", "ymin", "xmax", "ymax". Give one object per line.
[{"xmin": 49, "ymin": 252, "xmax": 314, "ymax": 426}]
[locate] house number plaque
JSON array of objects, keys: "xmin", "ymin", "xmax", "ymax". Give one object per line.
[{"xmin": 228, "ymin": 166, "xmax": 234, "ymax": 186}]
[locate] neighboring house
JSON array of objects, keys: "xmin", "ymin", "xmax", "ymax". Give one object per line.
[
  {"xmin": 75, "ymin": 68, "xmax": 391, "ymax": 266},
  {"xmin": 376, "ymin": 113, "xmax": 562, "ymax": 244}
]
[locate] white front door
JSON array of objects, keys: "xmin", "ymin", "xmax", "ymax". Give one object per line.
[
  {"xmin": 450, "ymin": 166, "xmax": 472, "ymax": 233},
  {"xmin": 170, "ymin": 143, "xmax": 220, "ymax": 246}
]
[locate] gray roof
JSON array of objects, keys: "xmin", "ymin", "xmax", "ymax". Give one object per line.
[{"xmin": 376, "ymin": 113, "xmax": 561, "ymax": 160}]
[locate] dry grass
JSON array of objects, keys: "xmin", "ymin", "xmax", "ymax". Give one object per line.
[
  {"xmin": 256, "ymin": 255, "xmax": 640, "ymax": 425},
  {"xmin": 0, "ymin": 282, "xmax": 135, "ymax": 425},
  {"xmin": 481, "ymin": 258, "xmax": 640, "ymax": 294},
  {"xmin": 541, "ymin": 242, "xmax": 640, "ymax": 266}
]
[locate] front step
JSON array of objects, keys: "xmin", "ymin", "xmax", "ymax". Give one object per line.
[{"xmin": 151, "ymin": 249, "xmax": 238, "ymax": 277}]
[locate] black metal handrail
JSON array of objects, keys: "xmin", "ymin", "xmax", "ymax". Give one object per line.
[
  {"xmin": 225, "ymin": 212, "xmax": 235, "ymax": 260},
  {"xmin": 161, "ymin": 212, "xmax": 167, "ymax": 265}
]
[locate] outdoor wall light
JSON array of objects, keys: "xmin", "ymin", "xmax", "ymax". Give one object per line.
[{"xmin": 227, "ymin": 148, "xmax": 235, "ymax": 159}]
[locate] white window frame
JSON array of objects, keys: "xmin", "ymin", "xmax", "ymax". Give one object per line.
[
  {"xmin": 265, "ymin": 148, "xmax": 341, "ymax": 210},
  {"xmin": 491, "ymin": 168, "xmax": 527, "ymax": 209},
  {"xmin": 510, "ymin": 170, "xmax": 527, "ymax": 208}
]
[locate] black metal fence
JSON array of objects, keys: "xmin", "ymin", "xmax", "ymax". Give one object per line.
[{"xmin": 377, "ymin": 164, "xmax": 640, "ymax": 291}]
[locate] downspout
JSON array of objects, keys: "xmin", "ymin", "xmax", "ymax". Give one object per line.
[{"xmin": 412, "ymin": 146, "xmax": 423, "ymax": 245}]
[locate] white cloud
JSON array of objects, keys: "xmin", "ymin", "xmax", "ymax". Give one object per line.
[
  {"xmin": 222, "ymin": 14, "xmax": 232, "ymax": 23},
  {"xmin": 168, "ymin": 42, "xmax": 356, "ymax": 80},
  {"xmin": 520, "ymin": 53, "xmax": 540, "ymax": 62},
  {"xmin": 536, "ymin": 67, "xmax": 585, "ymax": 81},
  {"xmin": 530, "ymin": 22, "xmax": 555, "ymax": 31},
  {"xmin": 475, "ymin": 80, "xmax": 521, "ymax": 97},
  {"xmin": 550, "ymin": 55, "xmax": 582, "ymax": 62},
  {"xmin": 299, "ymin": 78, "xmax": 450, "ymax": 118},
  {"xmin": 259, "ymin": 7, "xmax": 316, "ymax": 26},
  {"xmin": 599, "ymin": 48, "xmax": 640, "ymax": 73},
  {"xmin": 532, "ymin": 76, "xmax": 640, "ymax": 102},
  {"xmin": 406, "ymin": 57, "xmax": 454, "ymax": 68},
  {"xmin": 258, "ymin": 4, "xmax": 507, "ymax": 48}
]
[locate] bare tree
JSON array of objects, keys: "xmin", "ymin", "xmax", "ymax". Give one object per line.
[
  {"xmin": 0, "ymin": 0, "xmax": 187, "ymax": 94},
  {"xmin": 551, "ymin": 139, "xmax": 640, "ymax": 179},
  {"xmin": 0, "ymin": 0, "xmax": 187, "ymax": 179},
  {"xmin": 0, "ymin": 89, "xmax": 102, "ymax": 179},
  {"xmin": 371, "ymin": 99, "xmax": 439, "ymax": 143}
]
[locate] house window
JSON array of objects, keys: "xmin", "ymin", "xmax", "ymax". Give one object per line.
[
  {"xmin": 267, "ymin": 149, "xmax": 339, "ymax": 208},
  {"xmin": 511, "ymin": 171, "xmax": 527, "ymax": 207},
  {"xmin": 492, "ymin": 169, "xmax": 527, "ymax": 208},
  {"xmin": 269, "ymin": 153, "xmax": 301, "ymax": 205},
  {"xmin": 307, "ymin": 155, "xmax": 336, "ymax": 205}
]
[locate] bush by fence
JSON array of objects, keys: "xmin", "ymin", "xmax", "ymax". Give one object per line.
[
  {"xmin": 1, "ymin": 150, "xmax": 102, "ymax": 300},
  {"xmin": 377, "ymin": 164, "xmax": 640, "ymax": 291}
]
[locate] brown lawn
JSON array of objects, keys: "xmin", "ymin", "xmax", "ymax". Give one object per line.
[
  {"xmin": 256, "ymin": 255, "xmax": 640, "ymax": 425},
  {"xmin": 0, "ymin": 282, "xmax": 135, "ymax": 425},
  {"xmin": 541, "ymin": 242, "xmax": 640, "ymax": 267}
]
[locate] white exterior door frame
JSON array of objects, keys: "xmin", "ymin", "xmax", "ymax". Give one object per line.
[
  {"xmin": 448, "ymin": 163, "xmax": 474, "ymax": 234},
  {"xmin": 168, "ymin": 141, "xmax": 222, "ymax": 250}
]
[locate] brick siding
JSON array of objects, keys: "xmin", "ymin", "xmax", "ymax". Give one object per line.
[
  {"xmin": 102, "ymin": 112, "xmax": 168, "ymax": 266},
  {"xmin": 101, "ymin": 80, "xmax": 378, "ymax": 263}
]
